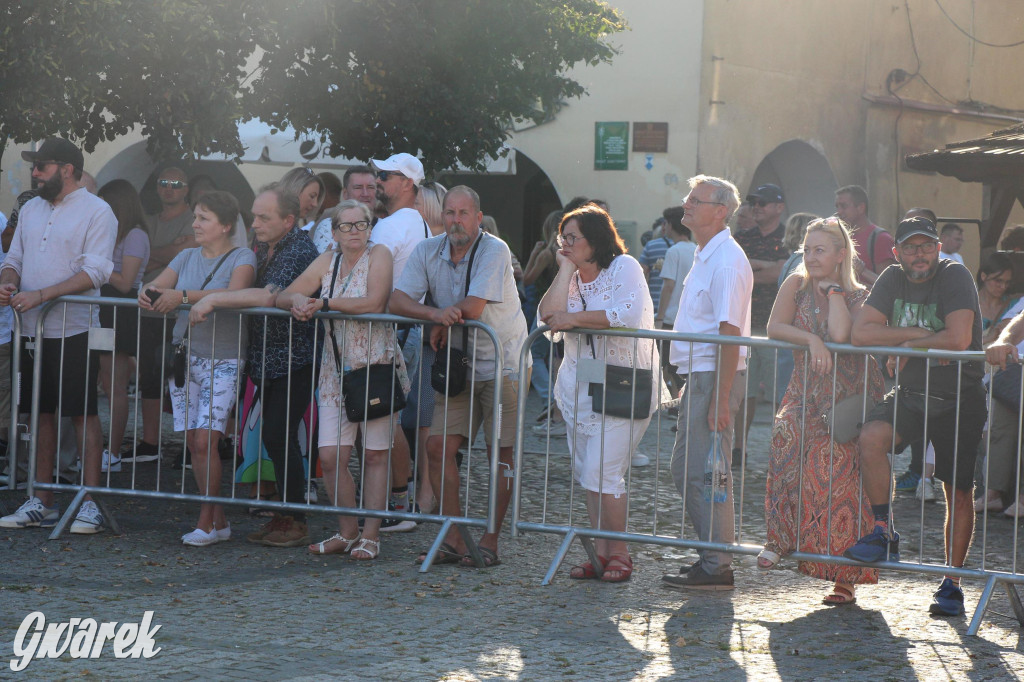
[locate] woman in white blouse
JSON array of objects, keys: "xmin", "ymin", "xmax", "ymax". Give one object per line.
[{"xmin": 539, "ymin": 204, "xmax": 662, "ymax": 583}]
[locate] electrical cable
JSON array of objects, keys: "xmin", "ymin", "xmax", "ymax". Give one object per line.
[{"xmin": 934, "ymin": 0, "xmax": 1024, "ymax": 49}]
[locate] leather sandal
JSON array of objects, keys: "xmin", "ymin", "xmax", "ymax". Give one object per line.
[
  {"xmin": 570, "ymin": 556, "xmax": 608, "ymax": 580},
  {"xmin": 600, "ymin": 554, "xmax": 633, "ymax": 583},
  {"xmin": 307, "ymin": 533, "xmax": 359, "ymax": 555},
  {"xmin": 350, "ymin": 537, "xmax": 380, "ymax": 561},
  {"xmin": 823, "ymin": 584, "xmax": 857, "ymax": 605}
]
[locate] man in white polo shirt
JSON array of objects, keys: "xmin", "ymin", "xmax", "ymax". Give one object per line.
[{"xmin": 661, "ymin": 175, "xmax": 752, "ymax": 591}]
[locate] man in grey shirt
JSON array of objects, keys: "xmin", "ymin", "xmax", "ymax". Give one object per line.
[{"xmin": 390, "ymin": 185, "xmax": 530, "ymax": 568}]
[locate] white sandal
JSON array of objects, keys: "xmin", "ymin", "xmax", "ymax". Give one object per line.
[
  {"xmin": 350, "ymin": 537, "xmax": 380, "ymax": 561},
  {"xmin": 307, "ymin": 533, "xmax": 359, "ymax": 555},
  {"xmin": 757, "ymin": 548, "xmax": 781, "ymax": 570}
]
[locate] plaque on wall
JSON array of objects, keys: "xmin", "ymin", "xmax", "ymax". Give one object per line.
[{"xmin": 632, "ymin": 122, "xmax": 668, "ymax": 153}]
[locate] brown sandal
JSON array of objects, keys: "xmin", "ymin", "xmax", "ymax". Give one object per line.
[{"xmin": 823, "ymin": 584, "xmax": 857, "ymax": 605}]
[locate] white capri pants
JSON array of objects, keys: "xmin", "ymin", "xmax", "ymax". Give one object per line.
[
  {"xmin": 565, "ymin": 412, "xmax": 651, "ymax": 496},
  {"xmin": 317, "ymin": 401, "xmax": 396, "ymax": 450}
]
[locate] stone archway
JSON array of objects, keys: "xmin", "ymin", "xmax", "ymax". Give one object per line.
[{"xmin": 750, "ymin": 139, "xmax": 838, "ymax": 219}]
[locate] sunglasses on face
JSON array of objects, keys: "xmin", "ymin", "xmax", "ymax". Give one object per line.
[
  {"xmin": 32, "ymin": 160, "xmax": 64, "ymax": 172},
  {"xmin": 376, "ymin": 170, "xmax": 405, "ymax": 182},
  {"xmin": 748, "ymin": 199, "xmax": 769, "ymax": 208},
  {"xmin": 333, "ymin": 220, "xmax": 371, "ymax": 233},
  {"xmin": 158, "ymin": 179, "xmax": 187, "ymax": 189}
]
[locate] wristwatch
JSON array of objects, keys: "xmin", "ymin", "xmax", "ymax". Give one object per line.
[
  {"xmin": 181, "ymin": 290, "xmax": 190, "ymax": 305},
  {"xmin": 321, "ymin": 297, "xmax": 330, "ymax": 312},
  {"xmin": 825, "ymin": 285, "xmax": 844, "ymax": 296}
]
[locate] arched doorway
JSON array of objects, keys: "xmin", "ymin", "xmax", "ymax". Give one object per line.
[
  {"xmin": 96, "ymin": 141, "xmax": 255, "ymax": 214},
  {"xmin": 750, "ymin": 140, "xmax": 838, "ymax": 219},
  {"xmin": 438, "ymin": 150, "xmax": 561, "ymax": 261}
]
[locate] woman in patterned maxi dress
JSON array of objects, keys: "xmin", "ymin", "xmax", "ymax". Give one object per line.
[{"xmin": 764, "ymin": 217, "xmax": 884, "ymax": 605}]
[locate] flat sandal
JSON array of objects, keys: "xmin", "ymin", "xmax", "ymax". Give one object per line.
[{"xmin": 307, "ymin": 533, "xmax": 359, "ymax": 555}]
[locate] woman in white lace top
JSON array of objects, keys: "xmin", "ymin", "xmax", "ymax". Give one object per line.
[{"xmin": 538, "ymin": 204, "xmax": 663, "ymax": 583}]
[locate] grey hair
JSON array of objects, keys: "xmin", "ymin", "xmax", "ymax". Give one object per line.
[
  {"xmin": 443, "ymin": 184, "xmax": 481, "ymax": 213},
  {"xmin": 688, "ymin": 174, "xmax": 740, "ymax": 216},
  {"xmin": 330, "ymin": 199, "xmax": 373, "ymax": 226}
]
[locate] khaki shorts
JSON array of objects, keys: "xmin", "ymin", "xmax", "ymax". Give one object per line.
[{"xmin": 429, "ymin": 371, "xmax": 529, "ymax": 448}]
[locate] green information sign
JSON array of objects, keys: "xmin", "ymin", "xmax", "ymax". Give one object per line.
[{"xmin": 595, "ymin": 121, "xmax": 629, "ymax": 171}]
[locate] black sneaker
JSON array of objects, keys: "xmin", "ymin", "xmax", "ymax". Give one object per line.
[
  {"xmin": 170, "ymin": 449, "xmax": 192, "ymax": 470},
  {"xmin": 662, "ymin": 566, "xmax": 734, "ymax": 591},
  {"xmin": 120, "ymin": 441, "xmax": 160, "ymax": 463}
]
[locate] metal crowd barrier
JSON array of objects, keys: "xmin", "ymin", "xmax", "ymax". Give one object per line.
[
  {"xmin": 8, "ymin": 295, "xmax": 504, "ymax": 571},
  {"xmin": 511, "ymin": 324, "xmax": 1024, "ymax": 635}
]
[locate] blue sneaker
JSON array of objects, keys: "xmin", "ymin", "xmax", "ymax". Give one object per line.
[
  {"xmin": 843, "ymin": 526, "xmax": 900, "ymax": 563},
  {"xmin": 894, "ymin": 470, "xmax": 921, "ymax": 493},
  {"xmin": 929, "ymin": 578, "xmax": 965, "ymax": 616}
]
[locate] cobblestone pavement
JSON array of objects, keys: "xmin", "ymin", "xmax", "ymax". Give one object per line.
[{"xmin": 1, "ymin": 391, "xmax": 1022, "ymax": 680}]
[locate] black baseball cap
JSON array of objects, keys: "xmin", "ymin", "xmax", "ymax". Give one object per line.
[
  {"xmin": 21, "ymin": 137, "xmax": 84, "ymax": 170},
  {"xmin": 895, "ymin": 216, "xmax": 939, "ymax": 244},
  {"xmin": 746, "ymin": 183, "xmax": 785, "ymax": 204}
]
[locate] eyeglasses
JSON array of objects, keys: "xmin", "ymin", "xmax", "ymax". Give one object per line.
[
  {"xmin": 683, "ymin": 194, "xmax": 724, "ymax": 208},
  {"xmin": 748, "ymin": 199, "xmax": 769, "ymax": 208},
  {"xmin": 333, "ymin": 220, "xmax": 371, "ymax": 233},
  {"xmin": 898, "ymin": 241, "xmax": 939, "ymax": 255},
  {"xmin": 158, "ymin": 179, "xmax": 187, "ymax": 189},
  {"xmin": 557, "ymin": 233, "xmax": 584, "ymax": 247},
  {"xmin": 376, "ymin": 170, "xmax": 405, "ymax": 182},
  {"xmin": 31, "ymin": 160, "xmax": 63, "ymax": 172}
]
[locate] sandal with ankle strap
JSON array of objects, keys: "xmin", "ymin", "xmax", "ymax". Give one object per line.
[
  {"xmin": 351, "ymin": 537, "xmax": 380, "ymax": 560},
  {"xmin": 307, "ymin": 533, "xmax": 359, "ymax": 555}
]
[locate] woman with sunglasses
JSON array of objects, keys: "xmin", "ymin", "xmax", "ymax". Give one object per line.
[
  {"xmin": 539, "ymin": 204, "xmax": 663, "ymax": 583},
  {"xmin": 277, "ymin": 200, "xmax": 409, "ymax": 560}
]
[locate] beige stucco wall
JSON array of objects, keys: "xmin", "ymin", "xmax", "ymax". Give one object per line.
[{"xmin": 509, "ymin": 0, "xmax": 705, "ymax": 250}]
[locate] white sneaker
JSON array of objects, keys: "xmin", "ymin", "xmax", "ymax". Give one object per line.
[
  {"xmin": 182, "ymin": 528, "xmax": 218, "ymax": 546},
  {"xmin": 70, "ymin": 501, "xmax": 105, "ymax": 534},
  {"xmin": 0, "ymin": 497, "xmax": 59, "ymax": 528},
  {"xmin": 101, "ymin": 450, "xmax": 122, "ymax": 473},
  {"xmin": 305, "ymin": 482, "xmax": 318, "ymax": 504},
  {"xmin": 916, "ymin": 478, "xmax": 938, "ymax": 503},
  {"xmin": 632, "ymin": 452, "xmax": 651, "ymax": 467}
]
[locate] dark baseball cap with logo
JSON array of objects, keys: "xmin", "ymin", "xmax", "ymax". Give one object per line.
[
  {"xmin": 746, "ymin": 183, "xmax": 785, "ymax": 204},
  {"xmin": 21, "ymin": 137, "xmax": 84, "ymax": 170},
  {"xmin": 895, "ymin": 216, "xmax": 939, "ymax": 244}
]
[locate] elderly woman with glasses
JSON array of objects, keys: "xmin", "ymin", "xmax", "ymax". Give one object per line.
[
  {"xmin": 538, "ymin": 204, "xmax": 663, "ymax": 583},
  {"xmin": 276, "ymin": 199, "xmax": 409, "ymax": 560}
]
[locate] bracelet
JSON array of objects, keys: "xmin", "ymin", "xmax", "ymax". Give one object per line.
[{"xmin": 826, "ymin": 286, "xmax": 844, "ymax": 296}]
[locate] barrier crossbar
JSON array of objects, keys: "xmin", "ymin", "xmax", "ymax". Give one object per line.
[{"xmin": 511, "ymin": 324, "xmax": 1024, "ymax": 635}]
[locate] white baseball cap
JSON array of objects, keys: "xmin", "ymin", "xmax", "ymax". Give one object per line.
[{"xmin": 371, "ymin": 152, "xmax": 424, "ymax": 185}]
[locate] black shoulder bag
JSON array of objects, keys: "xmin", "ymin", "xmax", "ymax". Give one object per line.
[
  {"xmin": 579, "ymin": 274, "xmax": 654, "ymax": 420},
  {"xmin": 325, "ymin": 251, "xmax": 407, "ymax": 422},
  {"xmin": 430, "ymin": 234, "xmax": 482, "ymax": 396},
  {"xmin": 172, "ymin": 248, "xmax": 239, "ymax": 386}
]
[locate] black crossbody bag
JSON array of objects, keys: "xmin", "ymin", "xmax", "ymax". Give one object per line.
[
  {"xmin": 578, "ymin": 274, "xmax": 654, "ymax": 420},
  {"xmin": 431, "ymin": 234, "xmax": 482, "ymax": 396},
  {"xmin": 172, "ymin": 248, "xmax": 238, "ymax": 385},
  {"xmin": 325, "ymin": 251, "xmax": 406, "ymax": 422}
]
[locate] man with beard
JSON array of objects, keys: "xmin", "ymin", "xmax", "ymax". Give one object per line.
[
  {"xmin": 390, "ymin": 185, "xmax": 530, "ymax": 567},
  {"xmin": 849, "ymin": 216, "xmax": 985, "ymax": 617},
  {"xmin": 0, "ymin": 138, "xmax": 116, "ymax": 533},
  {"xmin": 369, "ymin": 152, "xmax": 430, "ymax": 531}
]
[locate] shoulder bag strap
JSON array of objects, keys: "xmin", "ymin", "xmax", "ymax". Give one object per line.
[
  {"xmin": 325, "ymin": 249, "xmax": 369, "ymax": 374},
  {"xmin": 198, "ymin": 247, "xmax": 240, "ymax": 291},
  {"xmin": 867, "ymin": 228, "xmax": 879, "ymax": 272},
  {"xmin": 459, "ymin": 233, "xmax": 483, "ymax": 352}
]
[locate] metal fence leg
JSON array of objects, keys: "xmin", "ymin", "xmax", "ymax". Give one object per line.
[
  {"xmin": 967, "ymin": 574, "xmax": 999, "ymax": 636},
  {"xmin": 94, "ymin": 497, "xmax": 122, "ymax": 536},
  {"xmin": 1004, "ymin": 583, "xmax": 1024, "ymax": 628},
  {"xmin": 541, "ymin": 529, "xmax": 577, "ymax": 586},
  {"xmin": 580, "ymin": 535, "xmax": 603, "ymax": 579},
  {"xmin": 418, "ymin": 518, "xmax": 455, "ymax": 572},
  {"xmin": 47, "ymin": 488, "xmax": 87, "ymax": 540}
]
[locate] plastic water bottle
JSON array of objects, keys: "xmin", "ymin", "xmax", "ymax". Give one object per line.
[{"xmin": 703, "ymin": 432, "xmax": 729, "ymax": 503}]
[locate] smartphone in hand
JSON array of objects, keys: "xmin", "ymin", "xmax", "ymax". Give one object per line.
[{"xmin": 145, "ymin": 288, "xmax": 163, "ymax": 304}]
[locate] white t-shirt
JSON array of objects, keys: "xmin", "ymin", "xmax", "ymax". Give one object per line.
[
  {"xmin": 660, "ymin": 240, "xmax": 697, "ymax": 323},
  {"xmin": 371, "ymin": 207, "xmax": 428, "ymax": 287},
  {"xmin": 940, "ymin": 250, "xmax": 964, "ymax": 265}
]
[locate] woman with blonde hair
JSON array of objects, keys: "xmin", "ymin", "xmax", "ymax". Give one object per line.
[
  {"xmin": 764, "ymin": 217, "xmax": 884, "ymax": 604},
  {"xmin": 278, "ymin": 167, "xmax": 325, "ymax": 229}
]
